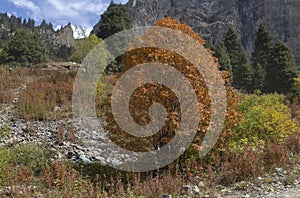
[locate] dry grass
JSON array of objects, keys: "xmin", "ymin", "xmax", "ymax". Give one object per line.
[{"xmin": 15, "ymin": 70, "xmax": 75, "ymax": 120}]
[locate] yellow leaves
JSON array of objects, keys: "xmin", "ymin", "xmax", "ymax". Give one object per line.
[{"xmin": 232, "ymin": 93, "xmax": 300, "ymax": 148}]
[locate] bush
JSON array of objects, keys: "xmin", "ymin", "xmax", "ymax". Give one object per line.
[
  {"xmin": 0, "ymin": 124, "xmax": 10, "ymax": 138},
  {"xmin": 0, "ymin": 142, "xmax": 52, "ymax": 186},
  {"xmin": 0, "ymin": 48, "xmax": 4, "ymax": 63},
  {"xmin": 230, "ymin": 93, "xmax": 300, "ymax": 149},
  {"xmin": 73, "ymin": 161, "xmax": 117, "ymax": 184},
  {"xmin": 0, "ymin": 147, "xmax": 11, "ymax": 185},
  {"xmin": 10, "ymin": 143, "xmax": 53, "ymax": 174}
]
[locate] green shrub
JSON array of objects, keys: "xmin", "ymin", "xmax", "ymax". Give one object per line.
[
  {"xmin": 10, "ymin": 143, "xmax": 53, "ymax": 174},
  {"xmin": 0, "ymin": 147, "xmax": 11, "ymax": 185},
  {"xmin": 73, "ymin": 161, "xmax": 116, "ymax": 184},
  {"xmin": 230, "ymin": 93, "xmax": 300, "ymax": 149},
  {"xmin": 0, "ymin": 48, "xmax": 4, "ymax": 63},
  {"xmin": 0, "ymin": 124, "xmax": 10, "ymax": 139},
  {"xmin": 0, "ymin": 144, "xmax": 52, "ymax": 186}
]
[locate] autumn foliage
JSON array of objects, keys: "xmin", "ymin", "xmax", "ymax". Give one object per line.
[{"xmin": 102, "ymin": 18, "xmax": 238, "ymax": 157}]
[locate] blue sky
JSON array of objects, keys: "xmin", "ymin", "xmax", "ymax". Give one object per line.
[{"xmin": 0, "ymin": 0, "xmax": 128, "ymax": 37}]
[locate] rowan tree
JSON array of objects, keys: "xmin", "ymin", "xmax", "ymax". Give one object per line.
[{"xmin": 102, "ymin": 17, "xmax": 238, "ymax": 159}]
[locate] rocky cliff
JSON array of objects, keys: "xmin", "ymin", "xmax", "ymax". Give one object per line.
[
  {"xmin": 125, "ymin": 0, "xmax": 300, "ymax": 66},
  {"xmin": 0, "ymin": 13, "xmax": 74, "ymax": 49},
  {"xmin": 38, "ymin": 23, "xmax": 74, "ymax": 60},
  {"xmin": 42, "ymin": 23, "xmax": 74, "ymax": 48}
]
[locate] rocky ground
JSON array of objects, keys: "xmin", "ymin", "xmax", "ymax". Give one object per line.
[
  {"xmin": 217, "ymin": 166, "xmax": 300, "ymax": 198},
  {"xmin": 0, "ymin": 114, "xmax": 137, "ymax": 167}
]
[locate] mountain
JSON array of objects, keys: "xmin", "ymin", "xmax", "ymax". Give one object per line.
[
  {"xmin": 98, "ymin": 0, "xmax": 299, "ymax": 67},
  {"xmin": 125, "ymin": 0, "xmax": 300, "ymax": 66}
]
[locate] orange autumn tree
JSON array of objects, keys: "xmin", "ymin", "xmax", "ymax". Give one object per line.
[{"xmin": 102, "ymin": 17, "xmax": 238, "ymax": 157}]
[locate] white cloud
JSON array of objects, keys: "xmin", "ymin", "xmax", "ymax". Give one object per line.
[
  {"xmin": 8, "ymin": 0, "xmax": 41, "ymax": 20},
  {"xmin": 26, "ymin": 0, "xmax": 109, "ymax": 34},
  {"xmin": 44, "ymin": 0, "xmax": 108, "ymax": 22},
  {"xmin": 5, "ymin": 0, "xmax": 128, "ymax": 32}
]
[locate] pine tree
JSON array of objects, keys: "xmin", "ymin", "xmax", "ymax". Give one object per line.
[
  {"xmin": 265, "ymin": 41, "xmax": 298, "ymax": 93},
  {"xmin": 4, "ymin": 29, "xmax": 47, "ymax": 65},
  {"xmin": 224, "ymin": 27, "xmax": 253, "ymax": 91},
  {"xmin": 96, "ymin": 2, "xmax": 132, "ymax": 39},
  {"xmin": 22, "ymin": 19, "xmax": 27, "ymax": 26},
  {"xmin": 9, "ymin": 15, "xmax": 18, "ymax": 32},
  {"xmin": 214, "ymin": 41, "xmax": 232, "ymax": 75},
  {"xmin": 0, "ymin": 13, "xmax": 10, "ymax": 27},
  {"xmin": 40, "ymin": 20, "xmax": 47, "ymax": 31},
  {"xmin": 26, "ymin": 18, "xmax": 35, "ymax": 30},
  {"xmin": 251, "ymin": 24, "xmax": 273, "ymax": 91}
]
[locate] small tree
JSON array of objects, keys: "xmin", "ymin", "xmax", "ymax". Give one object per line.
[
  {"xmin": 96, "ymin": 2, "xmax": 132, "ymax": 39},
  {"xmin": 265, "ymin": 41, "xmax": 298, "ymax": 93},
  {"xmin": 224, "ymin": 27, "xmax": 253, "ymax": 91},
  {"xmin": 4, "ymin": 29, "xmax": 47, "ymax": 65},
  {"xmin": 69, "ymin": 34, "xmax": 107, "ymax": 64},
  {"xmin": 26, "ymin": 18, "xmax": 35, "ymax": 30}
]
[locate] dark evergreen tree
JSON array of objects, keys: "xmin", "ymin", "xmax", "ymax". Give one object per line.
[
  {"xmin": 9, "ymin": 15, "xmax": 18, "ymax": 32},
  {"xmin": 26, "ymin": 18, "xmax": 35, "ymax": 30},
  {"xmin": 214, "ymin": 41, "xmax": 232, "ymax": 75},
  {"xmin": 3, "ymin": 29, "xmax": 47, "ymax": 65},
  {"xmin": 0, "ymin": 13, "xmax": 10, "ymax": 27},
  {"xmin": 17, "ymin": 17, "xmax": 22, "ymax": 28},
  {"xmin": 224, "ymin": 27, "xmax": 253, "ymax": 91},
  {"xmin": 40, "ymin": 20, "xmax": 47, "ymax": 30},
  {"xmin": 265, "ymin": 41, "xmax": 298, "ymax": 93},
  {"xmin": 251, "ymin": 24, "xmax": 273, "ymax": 91},
  {"xmin": 96, "ymin": 2, "xmax": 132, "ymax": 39},
  {"xmin": 22, "ymin": 19, "xmax": 27, "ymax": 26}
]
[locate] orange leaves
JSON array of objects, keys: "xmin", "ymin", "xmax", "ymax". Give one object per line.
[
  {"xmin": 155, "ymin": 17, "xmax": 206, "ymax": 46},
  {"xmin": 103, "ymin": 17, "xmax": 238, "ymax": 155}
]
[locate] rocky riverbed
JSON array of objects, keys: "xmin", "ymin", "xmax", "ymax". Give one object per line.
[{"xmin": 0, "ymin": 113, "xmax": 138, "ymax": 167}]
